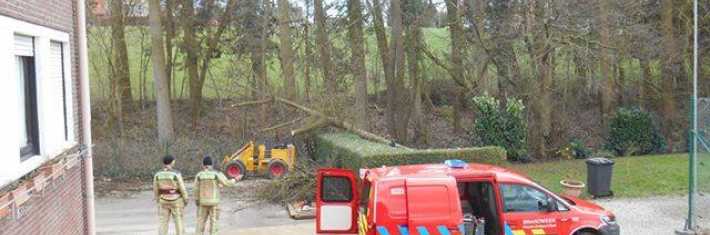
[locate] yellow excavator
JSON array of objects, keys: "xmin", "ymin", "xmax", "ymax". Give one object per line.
[{"xmin": 221, "ymin": 141, "xmax": 296, "ymax": 181}]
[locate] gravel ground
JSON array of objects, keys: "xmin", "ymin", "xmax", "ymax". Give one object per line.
[
  {"xmin": 595, "ymin": 194, "xmax": 709, "ymax": 235},
  {"xmin": 96, "ymin": 178, "xmax": 709, "ymax": 235},
  {"xmin": 95, "ymin": 179, "xmax": 313, "ymax": 235}
]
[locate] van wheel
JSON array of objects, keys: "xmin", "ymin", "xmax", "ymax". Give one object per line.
[
  {"xmin": 576, "ymin": 230, "xmax": 598, "ymax": 235},
  {"xmin": 225, "ymin": 161, "xmax": 246, "ymax": 180},
  {"xmin": 268, "ymin": 160, "xmax": 288, "ymax": 179}
]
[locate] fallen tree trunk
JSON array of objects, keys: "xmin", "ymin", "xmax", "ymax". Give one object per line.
[
  {"xmin": 290, "ymin": 117, "xmax": 330, "ymax": 136},
  {"xmin": 261, "ymin": 116, "xmax": 306, "ymax": 132},
  {"xmin": 230, "ymin": 90, "xmax": 408, "ymax": 148},
  {"xmin": 274, "ymin": 97, "xmax": 408, "ymax": 149},
  {"xmin": 232, "ymin": 98, "xmax": 272, "ymax": 108}
]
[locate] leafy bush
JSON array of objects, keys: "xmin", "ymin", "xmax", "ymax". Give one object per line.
[
  {"xmin": 313, "ymin": 132, "xmax": 507, "ymax": 171},
  {"xmin": 556, "ymin": 139, "xmax": 592, "ymax": 160},
  {"xmin": 470, "ymin": 95, "xmax": 527, "ymax": 161},
  {"xmin": 606, "ymin": 108, "xmax": 666, "ymax": 156}
]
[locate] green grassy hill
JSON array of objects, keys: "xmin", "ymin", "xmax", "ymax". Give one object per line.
[{"xmin": 88, "ymin": 26, "xmax": 452, "ymax": 101}]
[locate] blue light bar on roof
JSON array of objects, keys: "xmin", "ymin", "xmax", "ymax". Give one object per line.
[{"xmin": 444, "ymin": 159, "xmax": 467, "ymax": 168}]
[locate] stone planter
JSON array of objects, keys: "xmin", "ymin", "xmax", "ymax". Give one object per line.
[
  {"xmin": 12, "ymin": 181, "xmax": 33, "ymax": 207},
  {"xmin": 560, "ymin": 179, "xmax": 585, "ymax": 197},
  {"xmin": 51, "ymin": 161, "xmax": 65, "ymax": 180},
  {"xmin": 0, "ymin": 193, "xmax": 11, "ymax": 219},
  {"xmin": 65, "ymin": 156, "xmax": 80, "ymax": 169},
  {"xmin": 33, "ymin": 173, "xmax": 48, "ymax": 192},
  {"xmin": 39, "ymin": 165, "xmax": 54, "ymax": 177}
]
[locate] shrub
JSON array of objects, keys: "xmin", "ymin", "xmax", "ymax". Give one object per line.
[
  {"xmin": 606, "ymin": 108, "xmax": 666, "ymax": 156},
  {"xmin": 260, "ymin": 132, "xmax": 506, "ymax": 203},
  {"xmin": 313, "ymin": 132, "xmax": 507, "ymax": 171},
  {"xmin": 556, "ymin": 139, "xmax": 592, "ymax": 160},
  {"xmin": 470, "ymin": 95, "xmax": 527, "ymax": 160}
]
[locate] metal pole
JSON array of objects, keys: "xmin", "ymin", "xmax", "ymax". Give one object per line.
[
  {"xmin": 77, "ymin": 0, "xmax": 96, "ymax": 234},
  {"xmin": 688, "ymin": 0, "xmax": 699, "ymax": 230}
]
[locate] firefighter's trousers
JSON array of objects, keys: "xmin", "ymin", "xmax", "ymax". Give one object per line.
[
  {"xmin": 195, "ymin": 205, "xmax": 220, "ymax": 235},
  {"xmin": 158, "ymin": 199, "xmax": 185, "ymax": 235}
]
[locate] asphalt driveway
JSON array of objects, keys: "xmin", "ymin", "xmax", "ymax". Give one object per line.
[{"xmin": 95, "ymin": 185, "xmax": 708, "ymax": 235}]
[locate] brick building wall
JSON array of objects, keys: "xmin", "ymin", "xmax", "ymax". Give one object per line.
[
  {"xmin": 0, "ymin": 0, "xmax": 82, "ymax": 138},
  {"xmin": 0, "ymin": 0, "xmax": 88, "ymax": 234},
  {"xmin": 0, "ymin": 160, "xmax": 87, "ymax": 235}
]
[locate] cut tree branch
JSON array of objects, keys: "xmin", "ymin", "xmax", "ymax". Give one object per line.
[
  {"xmin": 231, "ymin": 98, "xmax": 273, "ymax": 107},
  {"xmin": 290, "ymin": 117, "xmax": 330, "ymax": 136},
  {"xmin": 261, "ymin": 116, "xmax": 306, "ymax": 132}
]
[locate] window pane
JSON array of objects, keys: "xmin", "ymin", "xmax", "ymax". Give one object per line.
[
  {"xmin": 17, "ymin": 57, "xmax": 27, "ymax": 147},
  {"xmin": 500, "ymin": 184, "xmax": 549, "ymax": 212},
  {"xmin": 322, "ymin": 176, "xmax": 352, "ymax": 202},
  {"xmin": 17, "ymin": 56, "xmax": 39, "ymax": 158},
  {"xmin": 50, "ymin": 41, "xmax": 69, "ymax": 140}
]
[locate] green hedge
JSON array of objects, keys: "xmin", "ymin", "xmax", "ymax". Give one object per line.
[{"xmin": 313, "ymin": 132, "xmax": 507, "ymax": 170}]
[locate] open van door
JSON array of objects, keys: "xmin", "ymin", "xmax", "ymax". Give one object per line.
[{"xmin": 316, "ymin": 169, "xmax": 359, "ymax": 235}]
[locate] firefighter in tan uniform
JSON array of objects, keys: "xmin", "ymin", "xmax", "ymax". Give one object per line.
[
  {"xmin": 193, "ymin": 156, "xmax": 239, "ymax": 235},
  {"xmin": 153, "ymin": 155, "xmax": 189, "ymax": 235}
]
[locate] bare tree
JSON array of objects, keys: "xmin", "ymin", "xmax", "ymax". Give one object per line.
[
  {"xmin": 162, "ymin": 0, "xmax": 177, "ymax": 99},
  {"xmin": 526, "ymin": 0, "xmax": 553, "ymax": 159},
  {"xmin": 182, "ymin": 0, "xmax": 200, "ymax": 125},
  {"xmin": 486, "ymin": 0, "xmax": 521, "ymax": 102},
  {"xmin": 148, "ymin": 0, "xmax": 175, "ymax": 145},
  {"xmin": 387, "ymin": 0, "xmax": 409, "ymax": 141},
  {"xmin": 660, "ymin": 0, "xmax": 682, "ymax": 152},
  {"xmin": 405, "ymin": 0, "xmax": 428, "ymax": 144},
  {"xmin": 303, "ymin": 0, "xmax": 313, "ymax": 101},
  {"xmin": 110, "ymin": 0, "xmax": 132, "ymax": 113},
  {"xmin": 182, "ymin": 0, "xmax": 239, "ymax": 126},
  {"xmin": 369, "ymin": 0, "xmax": 408, "ymax": 142},
  {"xmin": 348, "ymin": 0, "xmax": 368, "ymax": 130},
  {"xmin": 278, "ymin": 0, "xmax": 297, "ymax": 100},
  {"xmin": 598, "ymin": 0, "xmax": 614, "ymax": 126},
  {"xmin": 314, "ymin": 0, "xmax": 337, "ymax": 94},
  {"xmin": 445, "ymin": 0, "xmax": 466, "ymax": 133}
]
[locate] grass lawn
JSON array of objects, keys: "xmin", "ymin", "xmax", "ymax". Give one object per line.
[{"xmin": 509, "ymin": 154, "xmax": 705, "ymax": 198}]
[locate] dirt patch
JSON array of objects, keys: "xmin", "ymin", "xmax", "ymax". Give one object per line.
[{"xmin": 95, "ymin": 177, "xmax": 151, "ymax": 197}]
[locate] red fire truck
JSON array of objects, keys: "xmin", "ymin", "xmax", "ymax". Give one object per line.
[{"xmin": 316, "ymin": 160, "xmax": 619, "ymax": 235}]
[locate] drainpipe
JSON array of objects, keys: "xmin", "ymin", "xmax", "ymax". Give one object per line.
[{"xmin": 77, "ymin": 0, "xmax": 96, "ymax": 234}]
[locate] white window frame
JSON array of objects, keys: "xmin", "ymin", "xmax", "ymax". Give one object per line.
[{"xmin": 0, "ymin": 15, "xmax": 76, "ymax": 187}]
